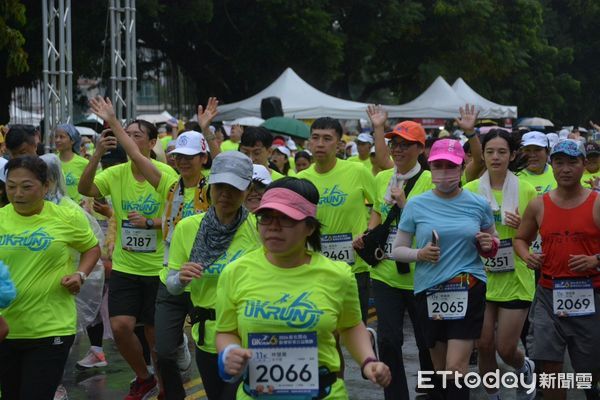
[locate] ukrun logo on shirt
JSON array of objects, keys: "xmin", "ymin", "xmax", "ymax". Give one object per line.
[
  {"xmin": 64, "ymin": 172, "xmax": 77, "ymax": 186},
  {"xmin": 319, "ymin": 185, "xmax": 348, "ymax": 207},
  {"xmin": 204, "ymin": 249, "xmax": 244, "ymax": 275},
  {"xmin": 244, "ymin": 291, "xmax": 324, "ymax": 329},
  {"xmin": 0, "ymin": 228, "xmax": 54, "ymax": 251},
  {"xmin": 122, "ymin": 194, "xmax": 160, "ymax": 216}
]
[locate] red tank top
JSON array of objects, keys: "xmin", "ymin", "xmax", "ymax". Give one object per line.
[{"xmin": 539, "ymin": 191, "xmax": 600, "ymax": 289}]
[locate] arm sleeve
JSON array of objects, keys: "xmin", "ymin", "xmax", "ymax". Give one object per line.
[
  {"xmin": 361, "ymin": 167, "xmax": 377, "ymax": 205},
  {"xmin": 336, "ymin": 266, "xmax": 362, "ymax": 330},
  {"xmin": 68, "ymin": 208, "xmax": 99, "ymax": 252},
  {"xmin": 165, "ymin": 219, "xmax": 193, "ymax": 294},
  {"xmin": 390, "ymin": 230, "xmax": 420, "ymax": 262},
  {"xmin": 215, "ymin": 265, "xmax": 238, "ymax": 333}
]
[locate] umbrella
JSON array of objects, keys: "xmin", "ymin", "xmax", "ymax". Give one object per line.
[
  {"xmin": 230, "ymin": 116, "xmax": 265, "ymax": 127},
  {"xmin": 262, "ymin": 117, "xmax": 310, "ymax": 139},
  {"xmin": 518, "ymin": 117, "xmax": 554, "ymax": 127}
]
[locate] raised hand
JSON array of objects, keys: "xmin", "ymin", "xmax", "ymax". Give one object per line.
[
  {"xmin": 455, "ymin": 103, "xmax": 479, "ymax": 134},
  {"xmin": 367, "ymin": 104, "xmax": 388, "ymax": 129},
  {"xmin": 89, "ymin": 96, "xmax": 117, "ymax": 123},
  {"xmin": 198, "ymin": 97, "xmax": 219, "ymax": 131}
]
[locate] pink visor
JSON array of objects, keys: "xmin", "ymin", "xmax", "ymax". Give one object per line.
[
  {"xmin": 428, "ymin": 138, "xmax": 465, "ymax": 165},
  {"xmin": 254, "ymin": 188, "xmax": 317, "ymax": 221}
]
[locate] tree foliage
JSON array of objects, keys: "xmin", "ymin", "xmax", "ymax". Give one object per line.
[{"xmin": 1, "ymin": 0, "xmax": 599, "ymax": 126}]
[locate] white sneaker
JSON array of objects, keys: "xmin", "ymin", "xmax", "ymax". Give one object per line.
[
  {"xmin": 76, "ymin": 348, "xmax": 108, "ymax": 369},
  {"xmin": 176, "ymin": 332, "xmax": 192, "ymax": 371},
  {"xmin": 54, "ymin": 384, "xmax": 68, "ymax": 400},
  {"xmin": 516, "ymin": 358, "xmax": 536, "ymax": 400}
]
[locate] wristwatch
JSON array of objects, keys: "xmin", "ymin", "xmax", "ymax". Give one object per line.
[
  {"xmin": 464, "ymin": 131, "xmax": 477, "ymax": 139},
  {"xmin": 145, "ymin": 218, "xmax": 154, "ymax": 229},
  {"xmin": 75, "ymin": 271, "xmax": 87, "ymax": 284}
]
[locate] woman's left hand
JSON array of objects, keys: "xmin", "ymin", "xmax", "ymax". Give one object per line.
[
  {"xmin": 504, "ymin": 209, "xmax": 521, "ymax": 229},
  {"xmin": 363, "ymin": 361, "xmax": 392, "ymax": 388},
  {"xmin": 61, "ymin": 273, "xmax": 83, "ymax": 295},
  {"xmin": 475, "ymin": 232, "xmax": 494, "ymax": 252}
]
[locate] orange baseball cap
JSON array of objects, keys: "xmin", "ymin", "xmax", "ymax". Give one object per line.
[{"xmin": 385, "ymin": 121, "xmax": 426, "ymax": 145}]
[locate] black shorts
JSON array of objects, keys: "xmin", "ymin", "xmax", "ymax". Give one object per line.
[
  {"xmin": 487, "ymin": 299, "xmax": 532, "ymax": 310},
  {"xmin": 108, "ymin": 270, "xmax": 160, "ymax": 325},
  {"xmin": 416, "ymin": 278, "xmax": 486, "ymax": 348}
]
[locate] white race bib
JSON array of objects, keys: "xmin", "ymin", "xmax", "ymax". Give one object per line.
[
  {"xmin": 121, "ymin": 221, "xmax": 157, "ymax": 253},
  {"xmin": 384, "ymin": 227, "xmax": 397, "ymax": 259},
  {"xmin": 484, "ymin": 239, "xmax": 515, "ymax": 273},
  {"xmin": 426, "ymin": 280, "xmax": 468, "ymax": 320},
  {"xmin": 321, "ymin": 233, "xmax": 355, "ymax": 265},
  {"xmin": 248, "ymin": 332, "xmax": 319, "ymax": 398},
  {"xmin": 531, "ymin": 235, "xmax": 543, "ymax": 254},
  {"xmin": 553, "ymin": 279, "xmax": 596, "ymax": 317}
]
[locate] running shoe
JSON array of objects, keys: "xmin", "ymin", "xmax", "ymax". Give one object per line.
[
  {"xmin": 76, "ymin": 348, "xmax": 108, "ymax": 369},
  {"xmin": 516, "ymin": 358, "xmax": 536, "ymax": 400},
  {"xmin": 124, "ymin": 375, "xmax": 157, "ymax": 400},
  {"xmin": 176, "ymin": 332, "xmax": 192, "ymax": 371},
  {"xmin": 53, "ymin": 384, "xmax": 68, "ymax": 400}
]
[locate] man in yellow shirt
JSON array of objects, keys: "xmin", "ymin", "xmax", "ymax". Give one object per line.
[
  {"xmin": 298, "ymin": 117, "xmax": 376, "ymax": 322},
  {"xmin": 347, "ymin": 133, "xmax": 374, "ymax": 172},
  {"xmin": 239, "ymin": 126, "xmax": 284, "ymax": 181}
]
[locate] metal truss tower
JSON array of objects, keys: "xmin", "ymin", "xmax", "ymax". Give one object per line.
[
  {"xmin": 110, "ymin": 0, "xmax": 137, "ymax": 121},
  {"xmin": 42, "ymin": 0, "xmax": 72, "ymax": 152}
]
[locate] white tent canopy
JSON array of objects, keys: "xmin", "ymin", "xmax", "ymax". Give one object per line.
[
  {"xmin": 386, "ymin": 77, "xmax": 467, "ymax": 119},
  {"xmin": 215, "ymin": 68, "xmax": 371, "ymax": 120},
  {"xmin": 9, "ymin": 105, "xmax": 43, "ymax": 126},
  {"xmin": 136, "ymin": 110, "xmax": 175, "ymax": 124},
  {"xmin": 451, "ymin": 78, "xmax": 517, "ymax": 118}
]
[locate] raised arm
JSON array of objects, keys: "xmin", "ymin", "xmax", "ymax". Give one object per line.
[
  {"xmin": 78, "ymin": 133, "xmax": 113, "ymax": 198},
  {"xmin": 89, "ymin": 97, "xmax": 162, "ymax": 189},
  {"xmin": 457, "ymin": 104, "xmax": 484, "ymax": 182},
  {"xmin": 198, "ymin": 97, "xmax": 221, "ymax": 157},
  {"xmin": 367, "ymin": 105, "xmax": 394, "ymax": 171}
]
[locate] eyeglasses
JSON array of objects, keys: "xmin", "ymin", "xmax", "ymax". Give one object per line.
[
  {"xmin": 173, "ymin": 153, "xmax": 199, "ymax": 161},
  {"xmin": 388, "ymin": 140, "xmax": 418, "ymax": 150},
  {"xmin": 256, "ymin": 213, "xmax": 300, "ymax": 228}
]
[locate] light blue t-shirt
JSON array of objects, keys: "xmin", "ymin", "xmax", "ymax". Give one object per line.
[{"xmin": 398, "ymin": 189, "xmax": 494, "ymax": 294}]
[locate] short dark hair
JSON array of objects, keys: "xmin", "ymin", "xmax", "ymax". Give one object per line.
[
  {"xmin": 294, "ymin": 150, "xmax": 312, "ymax": 163},
  {"xmin": 5, "ymin": 155, "xmax": 48, "ymax": 185},
  {"xmin": 5, "ymin": 125, "xmax": 37, "ymax": 151},
  {"xmin": 263, "ymin": 177, "xmax": 322, "ymax": 251},
  {"xmin": 240, "ymin": 126, "xmax": 273, "ymax": 148},
  {"xmin": 184, "ymin": 121, "xmax": 201, "ymax": 132},
  {"xmin": 127, "ymin": 119, "xmax": 158, "ymax": 140},
  {"xmin": 311, "ymin": 117, "xmax": 343, "ymax": 138}
]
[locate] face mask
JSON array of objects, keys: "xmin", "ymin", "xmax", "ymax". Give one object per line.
[{"xmin": 431, "ymin": 168, "xmax": 461, "ymax": 193}]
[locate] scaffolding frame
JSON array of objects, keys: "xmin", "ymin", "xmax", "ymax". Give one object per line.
[
  {"xmin": 110, "ymin": 0, "xmax": 137, "ymax": 122},
  {"xmin": 42, "ymin": 0, "xmax": 72, "ymax": 152}
]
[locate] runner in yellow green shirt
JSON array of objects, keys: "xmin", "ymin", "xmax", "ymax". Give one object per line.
[
  {"xmin": 347, "ymin": 133, "xmax": 374, "ymax": 173},
  {"xmin": 297, "ymin": 117, "xmax": 376, "ymax": 322},
  {"xmin": 463, "ymin": 130, "xmax": 537, "ymax": 400},
  {"xmin": 215, "ymin": 177, "xmax": 391, "ymax": 399},
  {"xmin": 581, "ymin": 141, "xmax": 600, "ymax": 188},
  {"xmin": 165, "ymin": 151, "xmax": 260, "ymax": 399},
  {"xmin": 54, "ymin": 124, "xmax": 89, "ymax": 203},
  {"xmin": 0, "ymin": 156, "xmax": 100, "ymax": 399},
  {"xmin": 239, "ymin": 127, "xmax": 285, "ymax": 181}
]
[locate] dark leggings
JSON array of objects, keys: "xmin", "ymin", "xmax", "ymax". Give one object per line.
[
  {"xmin": 0, "ymin": 335, "xmax": 75, "ymax": 400},
  {"xmin": 195, "ymin": 348, "xmax": 239, "ymax": 400},
  {"xmin": 87, "ymin": 322, "xmax": 104, "ymax": 348}
]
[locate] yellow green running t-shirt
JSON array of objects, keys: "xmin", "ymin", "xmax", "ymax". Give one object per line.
[
  {"xmin": 464, "ymin": 179, "xmax": 537, "ymax": 302},
  {"xmin": 216, "ymin": 249, "xmax": 362, "ymax": 400},
  {"xmin": 94, "ymin": 160, "xmax": 178, "ymax": 276},
  {"xmin": 61, "ymin": 153, "xmax": 89, "ymax": 203},
  {"xmin": 371, "ymin": 169, "xmax": 434, "ymax": 290},
  {"xmin": 297, "ymin": 159, "xmax": 376, "ymax": 274},
  {"xmin": 168, "ymin": 212, "xmax": 261, "ymax": 353},
  {"xmin": 0, "ymin": 201, "xmax": 98, "ymax": 339},
  {"xmin": 517, "ymin": 165, "xmax": 556, "ymax": 196}
]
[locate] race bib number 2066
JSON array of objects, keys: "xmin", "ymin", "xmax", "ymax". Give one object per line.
[{"xmin": 248, "ymin": 332, "xmax": 319, "ymax": 398}]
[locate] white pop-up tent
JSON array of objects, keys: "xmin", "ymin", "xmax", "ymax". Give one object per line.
[
  {"xmin": 215, "ymin": 68, "xmax": 371, "ymax": 120},
  {"xmin": 386, "ymin": 76, "xmax": 467, "ymax": 119},
  {"xmin": 451, "ymin": 78, "xmax": 517, "ymax": 118}
]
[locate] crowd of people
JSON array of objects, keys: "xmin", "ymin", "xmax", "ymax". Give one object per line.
[{"xmin": 0, "ymin": 98, "xmax": 599, "ymax": 400}]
